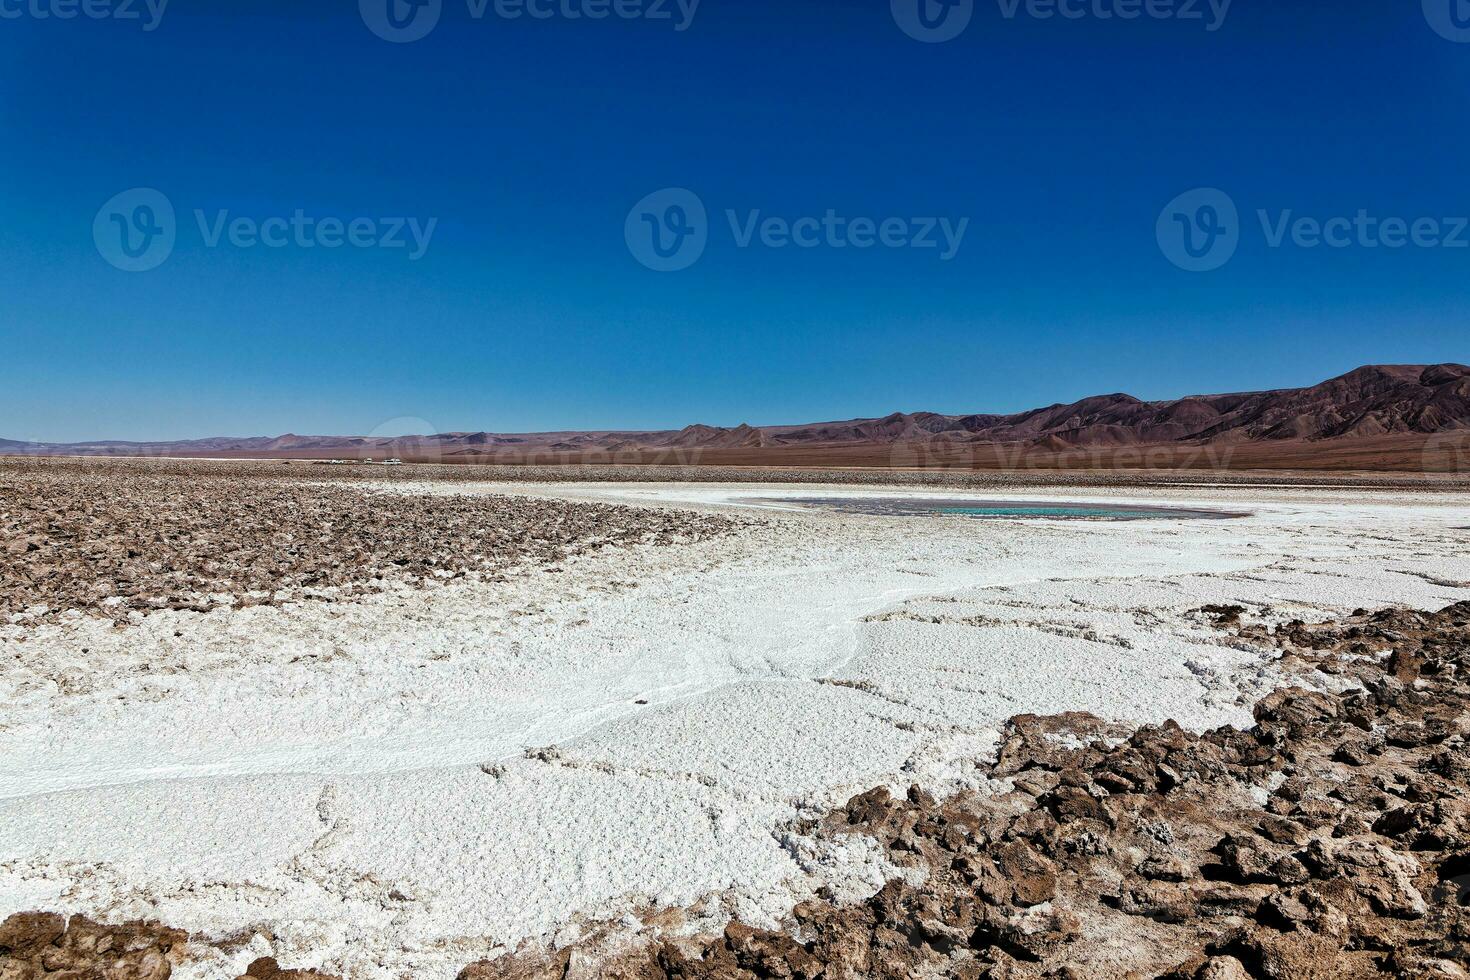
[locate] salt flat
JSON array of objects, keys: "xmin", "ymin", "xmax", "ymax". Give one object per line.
[{"xmin": 2, "ymin": 481, "xmax": 1467, "ymax": 979}]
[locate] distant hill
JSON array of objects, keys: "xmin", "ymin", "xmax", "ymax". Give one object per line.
[{"xmin": 5, "ymin": 364, "xmax": 1468, "ymax": 472}]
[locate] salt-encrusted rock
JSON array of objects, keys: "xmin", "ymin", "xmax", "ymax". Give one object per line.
[
  {"xmin": 0, "ymin": 914, "xmax": 185, "ymax": 980},
  {"xmin": 240, "ymin": 957, "xmax": 342, "ymax": 980},
  {"xmin": 0, "ymin": 914, "xmax": 65, "ymax": 959}
]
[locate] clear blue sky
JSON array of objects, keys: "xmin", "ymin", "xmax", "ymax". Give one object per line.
[{"xmin": 3, "ymin": 0, "xmax": 1467, "ymax": 441}]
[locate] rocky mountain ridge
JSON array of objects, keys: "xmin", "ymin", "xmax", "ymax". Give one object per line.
[{"xmin": 5, "ymin": 364, "xmax": 1466, "ymax": 459}]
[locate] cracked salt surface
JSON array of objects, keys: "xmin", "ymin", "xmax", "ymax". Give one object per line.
[{"xmin": 2, "ymin": 483, "xmax": 1468, "ymax": 978}]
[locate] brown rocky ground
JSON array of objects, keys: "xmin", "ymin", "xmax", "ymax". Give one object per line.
[
  {"xmin": 0, "ymin": 458, "xmax": 741, "ymax": 624},
  {"xmin": 0, "ymin": 912, "xmax": 186, "ymax": 979},
  {"xmin": 6, "ymin": 602, "xmax": 1469, "ymax": 979}
]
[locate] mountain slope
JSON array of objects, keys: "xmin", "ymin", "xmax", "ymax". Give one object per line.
[{"xmin": 5, "ymin": 364, "xmax": 1466, "ymax": 461}]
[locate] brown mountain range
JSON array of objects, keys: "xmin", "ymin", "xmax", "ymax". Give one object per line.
[{"xmin": 4, "ymin": 364, "xmax": 1468, "ymax": 472}]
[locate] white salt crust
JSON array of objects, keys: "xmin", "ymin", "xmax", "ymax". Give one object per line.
[{"xmin": 2, "ymin": 483, "xmax": 1467, "ymax": 978}]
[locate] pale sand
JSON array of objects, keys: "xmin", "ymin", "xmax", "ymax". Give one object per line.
[{"xmin": 2, "ymin": 483, "xmax": 1468, "ymax": 978}]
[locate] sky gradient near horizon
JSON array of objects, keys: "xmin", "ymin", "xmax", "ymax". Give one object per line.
[{"xmin": 3, "ymin": 0, "xmax": 1468, "ymax": 441}]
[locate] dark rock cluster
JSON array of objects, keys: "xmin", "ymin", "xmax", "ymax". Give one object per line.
[
  {"xmin": 0, "ymin": 459, "xmax": 740, "ymax": 623},
  {"xmin": 469, "ymin": 601, "xmax": 1470, "ymax": 979},
  {"xmin": 236, "ymin": 956, "xmax": 339, "ymax": 979},
  {"xmin": 0, "ymin": 912, "xmax": 185, "ymax": 979}
]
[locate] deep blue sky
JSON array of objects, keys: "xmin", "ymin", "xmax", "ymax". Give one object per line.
[{"xmin": 3, "ymin": 0, "xmax": 1467, "ymax": 441}]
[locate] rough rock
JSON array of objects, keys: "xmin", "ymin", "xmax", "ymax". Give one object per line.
[
  {"xmin": 238, "ymin": 956, "xmax": 340, "ymax": 980},
  {"xmin": 458, "ymin": 601, "xmax": 1470, "ymax": 979},
  {"xmin": 0, "ymin": 914, "xmax": 185, "ymax": 980}
]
